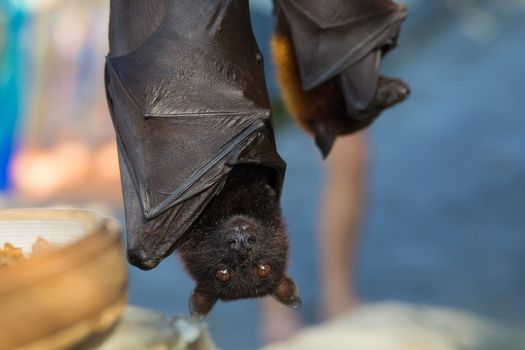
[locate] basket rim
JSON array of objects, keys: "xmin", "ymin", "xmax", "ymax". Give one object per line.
[{"xmin": 0, "ymin": 208, "xmax": 123, "ymax": 292}]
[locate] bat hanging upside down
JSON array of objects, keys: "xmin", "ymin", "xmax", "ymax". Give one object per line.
[
  {"xmin": 105, "ymin": 0, "xmax": 300, "ymax": 319},
  {"xmin": 272, "ymin": 0, "xmax": 410, "ymax": 157}
]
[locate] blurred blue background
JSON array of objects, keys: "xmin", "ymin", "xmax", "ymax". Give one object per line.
[{"xmin": 1, "ymin": 0, "xmax": 525, "ymax": 349}]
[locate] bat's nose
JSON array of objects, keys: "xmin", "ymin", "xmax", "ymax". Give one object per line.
[{"xmin": 227, "ymin": 232, "xmax": 256, "ymax": 253}]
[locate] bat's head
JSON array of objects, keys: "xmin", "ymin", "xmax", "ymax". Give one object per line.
[{"xmin": 176, "ymin": 165, "xmax": 301, "ymax": 320}]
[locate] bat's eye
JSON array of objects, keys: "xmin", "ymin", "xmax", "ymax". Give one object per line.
[
  {"xmin": 256, "ymin": 263, "xmax": 272, "ymax": 279},
  {"xmin": 215, "ymin": 268, "xmax": 232, "ymax": 283}
]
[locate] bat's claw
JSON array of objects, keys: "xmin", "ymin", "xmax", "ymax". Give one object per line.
[{"xmin": 189, "ymin": 289, "xmax": 216, "ymax": 321}]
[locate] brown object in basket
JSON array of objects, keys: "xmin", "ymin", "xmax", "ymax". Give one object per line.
[
  {"xmin": 30, "ymin": 237, "xmax": 54, "ymax": 257},
  {"xmin": 0, "ymin": 209, "xmax": 128, "ymax": 350},
  {"xmin": 0, "ymin": 242, "xmax": 25, "ymax": 267},
  {"xmin": 0, "ymin": 237, "xmax": 54, "ymax": 268}
]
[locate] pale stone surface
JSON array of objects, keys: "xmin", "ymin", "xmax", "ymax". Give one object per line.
[
  {"xmin": 261, "ymin": 302, "xmax": 525, "ymax": 350},
  {"xmin": 96, "ymin": 306, "xmax": 216, "ymax": 350}
]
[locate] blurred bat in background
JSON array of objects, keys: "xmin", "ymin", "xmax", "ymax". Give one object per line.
[
  {"xmin": 272, "ymin": 0, "xmax": 410, "ymax": 157},
  {"xmin": 105, "ymin": 0, "xmax": 300, "ymax": 319}
]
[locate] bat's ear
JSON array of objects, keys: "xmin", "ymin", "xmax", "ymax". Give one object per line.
[
  {"xmin": 271, "ymin": 274, "xmax": 302, "ymax": 310},
  {"xmin": 313, "ymin": 121, "xmax": 335, "ymax": 159},
  {"xmin": 189, "ymin": 286, "xmax": 217, "ymax": 321}
]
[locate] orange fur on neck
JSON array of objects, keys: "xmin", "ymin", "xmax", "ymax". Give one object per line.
[{"xmin": 271, "ymin": 32, "xmax": 343, "ymax": 135}]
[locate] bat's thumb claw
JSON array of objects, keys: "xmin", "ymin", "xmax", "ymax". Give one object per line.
[
  {"xmin": 313, "ymin": 121, "xmax": 335, "ymax": 158},
  {"xmin": 127, "ymin": 248, "xmax": 160, "ymax": 270},
  {"xmin": 377, "ymin": 77, "xmax": 410, "ymax": 109},
  {"xmin": 189, "ymin": 288, "xmax": 217, "ymax": 321},
  {"xmin": 272, "ymin": 274, "xmax": 302, "ymax": 310}
]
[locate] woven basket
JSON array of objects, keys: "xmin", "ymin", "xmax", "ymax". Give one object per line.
[{"xmin": 0, "ymin": 209, "xmax": 128, "ymax": 350}]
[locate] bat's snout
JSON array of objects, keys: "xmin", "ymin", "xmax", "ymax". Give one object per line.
[
  {"xmin": 227, "ymin": 232, "xmax": 256, "ymax": 255},
  {"xmin": 224, "ymin": 215, "xmax": 258, "ymax": 256}
]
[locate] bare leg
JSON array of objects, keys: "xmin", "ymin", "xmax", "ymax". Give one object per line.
[
  {"xmin": 319, "ymin": 132, "xmax": 367, "ymax": 319},
  {"xmin": 260, "ymin": 132, "xmax": 367, "ymax": 341},
  {"xmin": 260, "ymin": 297, "xmax": 302, "ymax": 344}
]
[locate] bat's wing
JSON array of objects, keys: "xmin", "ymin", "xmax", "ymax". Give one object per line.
[
  {"xmin": 277, "ymin": 0, "xmax": 407, "ymax": 91},
  {"xmin": 105, "ymin": 0, "xmax": 285, "ymax": 269}
]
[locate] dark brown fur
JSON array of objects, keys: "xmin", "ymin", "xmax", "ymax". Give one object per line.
[{"xmin": 176, "ymin": 165, "xmax": 289, "ymax": 302}]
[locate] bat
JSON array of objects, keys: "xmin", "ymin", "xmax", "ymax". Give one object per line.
[
  {"xmin": 105, "ymin": 0, "xmax": 300, "ymax": 319},
  {"xmin": 272, "ymin": 0, "xmax": 410, "ymax": 157}
]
